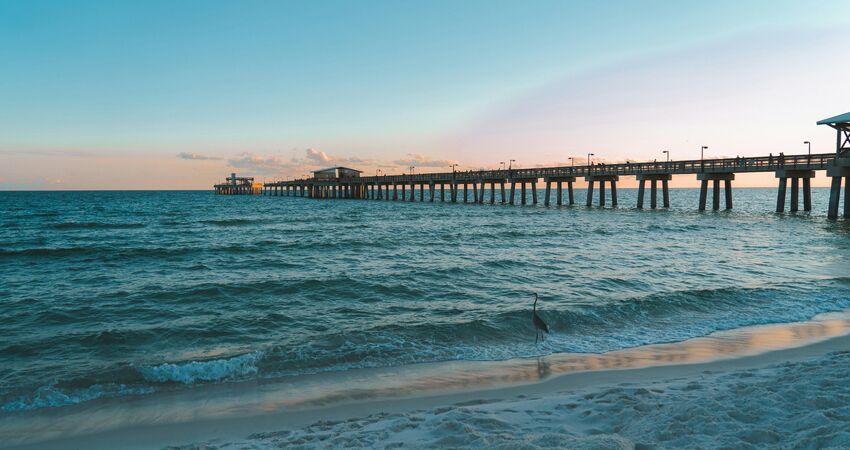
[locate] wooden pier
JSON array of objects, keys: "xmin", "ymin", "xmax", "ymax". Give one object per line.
[{"xmin": 224, "ymin": 113, "xmax": 850, "ymax": 218}]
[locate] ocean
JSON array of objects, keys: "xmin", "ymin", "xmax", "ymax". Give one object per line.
[{"xmin": 2, "ymin": 188, "xmax": 849, "ymax": 414}]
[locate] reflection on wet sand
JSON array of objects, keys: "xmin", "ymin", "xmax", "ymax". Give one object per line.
[{"xmin": 4, "ymin": 313, "xmax": 850, "ymax": 447}]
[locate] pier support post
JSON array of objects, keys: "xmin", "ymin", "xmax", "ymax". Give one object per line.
[
  {"xmin": 637, "ymin": 180, "xmax": 645, "ymax": 209},
  {"xmin": 440, "ymin": 183, "xmax": 445, "ymax": 202},
  {"xmin": 776, "ymin": 170, "xmax": 814, "ymax": 214},
  {"xmin": 556, "ymin": 182, "xmax": 562, "ymax": 206},
  {"xmin": 697, "ymin": 173, "xmax": 734, "ymax": 211},
  {"xmin": 490, "ymin": 182, "xmax": 495, "ymax": 204},
  {"xmin": 664, "ymin": 180, "xmax": 671, "ymax": 208},
  {"xmin": 829, "ymin": 177, "xmax": 841, "ymax": 219},
  {"xmin": 419, "ymin": 183, "xmax": 424, "ymax": 202},
  {"xmin": 844, "ymin": 177, "xmax": 850, "ymax": 219},
  {"xmin": 521, "ymin": 182, "xmax": 527, "ymax": 205},
  {"xmin": 584, "ymin": 175, "xmax": 617, "ymax": 208},
  {"xmin": 429, "ymin": 182, "xmax": 435, "ymax": 202},
  {"xmin": 544, "ymin": 180, "xmax": 552, "ymax": 206},
  {"xmin": 776, "ymin": 177, "xmax": 787, "ymax": 213},
  {"xmin": 531, "ymin": 180, "xmax": 538, "ymax": 205},
  {"xmin": 651, "ymin": 180, "xmax": 658, "ymax": 209},
  {"xmin": 546, "ymin": 177, "xmax": 575, "ymax": 207},
  {"xmin": 611, "ymin": 180, "xmax": 618, "ymax": 207},
  {"xmin": 478, "ymin": 181, "xmax": 486, "ymax": 204},
  {"xmin": 599, "ymin": 181, "xmax": 606, "ymax": 207},
  {"xmin": 803, "ymin": 178, "xmax": 811, "ymax": 211},
  {"xmin": 452, "ymin": 182, "xmax": 458, "ymax": 203},
  {"xmin": 509, "ymin": 181, "xmax": 516, "ymax": 205},
  {"xmin": 790, "ymin": 178, "xmax": 799, "ymax": 212},
  {"xmin": 713, "ymin": 179, "xmax": 721, "ymax": 211},
  {"xmin": 500, "ymin": 182, "xmax": 506, "ymax": 204},
  {"xmin": 463, "ymin": 183, "xmax": 469, "ymax": 203},
  {"xmin": 568, "ymin": 181, "xmax": 574, "ymax": 205},
  {"xmin": 393, "ymin": 184, "xmax": 398, "ymax": 201}
]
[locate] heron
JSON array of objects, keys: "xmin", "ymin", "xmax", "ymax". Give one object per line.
[{"xmin": 532, "ymin": 293, "xmax": 549, "ymax": 343}]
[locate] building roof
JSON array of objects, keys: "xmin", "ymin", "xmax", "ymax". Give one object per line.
[
  {"xmin": 817, "ymin": 112, "xmax": 850, "ymax": 126},
  {"xmin": 312, "ymin": 166, "xmax": 363, "ymax": 173}
]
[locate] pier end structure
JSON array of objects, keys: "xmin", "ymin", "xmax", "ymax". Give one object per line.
[
  {"xmin": 214, "ymin": 173, "xmax": 261, "ymax": 195},
  {"xmin": 819, "ymin": 113, "xmax": 850, "ymax": 219}
]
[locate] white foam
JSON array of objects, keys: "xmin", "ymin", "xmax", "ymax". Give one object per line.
[
  {"xmin": 2, "ymin": 383, "xmax": 154, "ymax": 412},
  {"xmin": 139, "ymin": 351, "xmax": 263, "ymax": 384}
]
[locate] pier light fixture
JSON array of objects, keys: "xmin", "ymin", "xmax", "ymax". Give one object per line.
[
  {"xmin": 500, "ymin": 161, "xmax": 505, "ymax": 170},
  {"xmin": 701, "ymin": 146, "xmax": 708, "ymax": 160},
  {"xmin": 568, "ymin": 157, "xmax": 575, "ymax": 167},
  {"xmin": 451, "ymin": 163, "xmax": 458, "ymax": 173},
  {"xmin": 662, "ymin": 150, "xmax": 670, "ymax": 162},
  {"xmin": 804, "ymin": 141, "xmax": 811, "ymax": 156},
  {"xmin": 509, "ymin": 159, "xmax": 516, "ymax": 170},
  {"xmin": 587, "ymin": 153, "xmax": 594, "ymax": 165}
]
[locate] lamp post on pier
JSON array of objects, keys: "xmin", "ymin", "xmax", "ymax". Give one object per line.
[
  {"xmin": 804, "ymin": 141, "xmax": 811, "ymax": 156},
  {"xmin": 701, "ymin": 146, "xmax": 708, "ymax": 172},
  {"xmin": 662, "ymin": 150, "xmax": 670, "ymax": 162}
]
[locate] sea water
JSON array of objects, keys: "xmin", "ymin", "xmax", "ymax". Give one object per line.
[{"xmin": 2, "ymin": 188, "xmax": 850, "ymax": 413}]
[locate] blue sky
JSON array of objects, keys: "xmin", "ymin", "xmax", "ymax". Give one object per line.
[{"xmin": 1, "ymin": 0, "xmax": 848, "ymax": 188}]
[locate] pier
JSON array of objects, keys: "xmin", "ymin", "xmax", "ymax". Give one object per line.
[
  {"xmin": 223, "ymin": 113, "xmax": 850, "ymax": 218},
  {"xmin": 214, "ymin": 173, "xmax": 262, "ymax": 195}
]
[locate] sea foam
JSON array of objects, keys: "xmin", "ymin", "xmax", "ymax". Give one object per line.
[{"xmin": 139, "ymin": 352, "xmax": 263, "ymax": 384}]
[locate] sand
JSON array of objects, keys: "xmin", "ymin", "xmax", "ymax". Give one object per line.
[{"xmin": 9, "ymin": 321, "xmax": 850, "ymax": 449}]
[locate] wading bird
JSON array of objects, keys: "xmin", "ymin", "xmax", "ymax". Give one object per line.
[{"xmin": 532, "ymin": 293, "xmax": 549, "ymax": 343}]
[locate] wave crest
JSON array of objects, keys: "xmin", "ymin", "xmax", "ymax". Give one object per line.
[{"xmin": 138, "ymin": 352, "xmax": 263, "ymax": 384}]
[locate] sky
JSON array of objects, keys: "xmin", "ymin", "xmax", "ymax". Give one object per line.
[{"xmin": 1, "ymin": 0, "xmax": 849, "ymax": 189}]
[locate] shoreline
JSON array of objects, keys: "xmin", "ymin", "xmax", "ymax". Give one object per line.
[{"xmin": 7, "ymin": 311, "xmax": 850, "ymax": 449}]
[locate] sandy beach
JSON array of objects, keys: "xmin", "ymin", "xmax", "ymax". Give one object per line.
[{"xmin": 7, "ymin": 313, "xmax": 850, "ymax": 449}]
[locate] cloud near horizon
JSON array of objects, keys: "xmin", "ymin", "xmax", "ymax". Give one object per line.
[
  {"xmin": 392, "ymin": 153, "xmax": 456, "ymax": 168},
  {"xmin": 177, "ymin": 152, "xmax": 222, "ymax": 161}
]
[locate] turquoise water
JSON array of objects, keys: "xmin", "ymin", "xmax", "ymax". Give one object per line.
[{"xmin": 2, "ymin": 189, "xmax": 850, "ymax": 413}]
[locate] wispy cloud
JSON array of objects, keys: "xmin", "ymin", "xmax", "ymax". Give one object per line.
[
  {"xmin": 393, "ymin": 153, "xmax": 455, "ymax": 168},
  {"xmin": 177, "ymin": 152, "xmax": 222, "ymax": 161},
  {"xmin": 227, "ymin": 152, "xmax": 294, "ymax": 174}
]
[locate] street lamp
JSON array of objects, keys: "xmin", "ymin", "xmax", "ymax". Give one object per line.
[
  {"xmin": 410, "ymin": 166, "xmax": 415, "ymax": 175},
  {"xmin": 701, "ymin": 146, "xmax": 708, "ymax": 160},
  {"xmin": 804, "ymin": 141, "xmax": 811, "ymax": 156},
  {"xmin": 509, "ymin": 159, "xmax": 516, "ymax": 170},
  {"xmin": 662, "ymin": 150, "xmax": 670, "ymax": 162},
  {"xmin": 500, "ymin": 161, "xmax": 505, "ymax": 170},
  {"xmin": 451, "ymin": 163, "xmax": 458, "ymax": 174},
  {"xmin": 569, "ymin": 157, "xmax": 574, "ymax": 167},
  {"xmin": 587, "ymin": 153, "xmax": 594, "ymax": 165}
]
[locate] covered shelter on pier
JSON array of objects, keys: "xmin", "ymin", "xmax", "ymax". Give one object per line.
[{"xmin": 819, "ymin": 112, "xmax": 850, "ymax": 218}]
